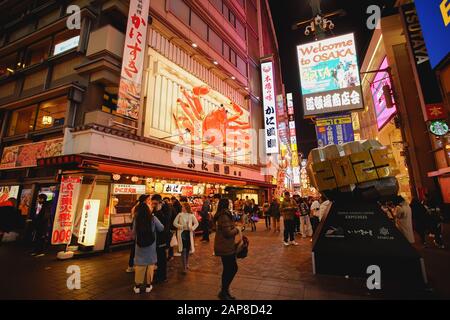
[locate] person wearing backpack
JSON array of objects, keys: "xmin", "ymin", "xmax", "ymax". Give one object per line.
[
  {"xmin": 214, "ymin": 198, "xmax": 242, "ymax": 300},
  {"xmin": 132, "ymin": 198, "xmax": 164, "ymax": 294}
]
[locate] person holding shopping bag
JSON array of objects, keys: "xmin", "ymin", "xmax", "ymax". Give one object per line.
[
  {"xmin": 214, "ymin": 198, "xmax": 242, "ymax": 300},
  {"xmin": 132, "ymin": 199, "xmax": 164, "ymax": 294},
  {"xmin": 173, "ymin": 202, "xmax": 199, "ymax": 274}
]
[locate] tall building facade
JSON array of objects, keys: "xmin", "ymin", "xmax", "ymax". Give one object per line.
[{"xmin": 0, "ymin": 0, "xmax": 285, "ymax": 247}]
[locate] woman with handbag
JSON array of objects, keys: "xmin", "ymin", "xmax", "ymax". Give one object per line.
[
  {"xmin": 173, "ymin": 202, "xmax": 199, "ymax": 274},
  {"xmin": 214, "ymin": 198, "xmax": 242, "ymax": 300},
  {"xmin": 132, "ymin": 199, "xmax": 164, "ymax": 294}
]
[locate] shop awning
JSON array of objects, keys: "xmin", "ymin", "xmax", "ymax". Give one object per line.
[
  {"xmin": 97, "ymin": 163, "xmax": 248, "ymax": 186},
  {"xmin": 38, "ymin": 154, "xmax": 276, "ymax": 188}
]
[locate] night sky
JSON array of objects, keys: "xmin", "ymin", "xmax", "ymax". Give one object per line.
[{"xmin": 268, "ymin": 0, "xmax": 397, "ymax": 157}]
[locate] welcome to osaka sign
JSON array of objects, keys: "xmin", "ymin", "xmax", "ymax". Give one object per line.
[{"xmin": 297, "ymin": 33, "xmax": 364, "ymax": 117}]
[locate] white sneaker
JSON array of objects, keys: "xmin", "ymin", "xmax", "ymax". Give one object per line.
[
  {"xmin": 133, "ymin": 286, "xmax": 141, "ymax": 294},
  {"xmin": 145, "ymin": 285, "xmax": 153, "ymax": 293},
  {"xmin": 35, "ymin": 253, "xmax": 45, "ymax": 258},
  {"xmin": 290, "ymin": 241, "xmax": 299, "ymax": 246},
  {"xmin": 173, "ymin": 252, "xmax": 181, "ymax": 257},
  {"xmin": 126, "ymin": 267, "xmax": 135, "ymax": 273},
  {"xmin": 283, "ymin": 241, "xmax": 290, "ymax": 246}
]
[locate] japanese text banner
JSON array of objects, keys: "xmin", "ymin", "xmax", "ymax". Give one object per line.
[
  {"xmin": 117, "ymin": 0, "xmax": 150, "ymax": 119},
  {"xmin": 51, "ymin": 176, "xmax": 83, "ymax": 245}
]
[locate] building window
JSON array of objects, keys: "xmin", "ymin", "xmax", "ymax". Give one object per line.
[
  {"xmin": 169, "ymin": 0, "xmax": 190, "ymax": 25},
  {"xmin": 229, "ymin": 49, "xmax": 237, "ymax": 66},
  {"xmin": 210, "ymin": 0, "xmax": 223, "ymax": 13},
  {"xmin": 228, "ymin": 11, "xmax": 236, "ymax": 27},
  {"xmin": 102, "ymin": 88, "xmax": 118, "ymax": 114},
  {"xmin": 237, "ymin": 55, "xmax": 247, "ymax": 76},
  {"xmin": 236, "ymin": 19, "xmax": 246, "ymax": 40},
  {"xmin": 25, "ymin": 39, "xmax": 51, "ymax": 67},
  {"xmin": 190, "ymin": 11, "xmax": 208, "ymax": 41},
  {"xmin": 208, "ymin": 28, "xmax": 222, "ymax": 54},
  {"xmin": 223, "ymin": 42, "xmax": 230, "ymax": 61},
  {"xmin": 0, "ymin": 53, "xmax": 19, "ymax": 78},
  {"xmin": 8, "ymin": 105, "xmax": 38, "ymax": 136},
  {"xmin": 7, "ymin": 97, "xmax": 67, "ymax": 136},
  {"xmin": 53, "ymin": 30, "xmax": 80, "ymax": 56},
  {"xmin": 35, "ymin": 97, "xmax": 67, "ymax": 131}
]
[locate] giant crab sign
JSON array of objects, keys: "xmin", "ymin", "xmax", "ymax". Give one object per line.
[{"xmin": 173, "ymin": 86, "xmax": 251, "ymax": 157}]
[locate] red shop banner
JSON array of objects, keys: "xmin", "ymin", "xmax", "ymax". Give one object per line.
[
  {"xmin": 117, "ymin": 0, "xmax": 150, "ymax": 119},
  {"xmin": 51, "ymin": 176, "xmax": 83, "ymax": 245}
]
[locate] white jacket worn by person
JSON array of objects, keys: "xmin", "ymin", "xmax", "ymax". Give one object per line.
[
  {"xmin": 173, "ymin": 212, "xmax": 199, "ymax": 253},
  {"xmin": 318, "ymin": 200, "xmax": 332, "ymax": 222},
  {"xmin": 394, "ymin": 201, "xmax": 415, "ymax": 244}
]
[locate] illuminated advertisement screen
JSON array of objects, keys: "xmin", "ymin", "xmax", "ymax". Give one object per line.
[
  {"xmin": 371, "ymin": 57, "xmax": 397, "ymax": 130},
  {"xmin": 297, "ymin": 33, "xmax": 364, "ymax": 116}
]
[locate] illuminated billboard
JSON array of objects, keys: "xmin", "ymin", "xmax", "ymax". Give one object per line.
[
  {"xmin": 370, "ymin": 57, "xmax": 397, "ymax": 130},
  {"xmin": 297, "ymin": 33, "xmax": 364, "ymax": 116}
]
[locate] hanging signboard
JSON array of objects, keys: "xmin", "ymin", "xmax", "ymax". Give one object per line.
[
  {"xmin": 78, "ymin": 199, "xmax": 101, "ymax": 246},
  {"xmin": 261, "ymin": 61, "xmax": 279, "ymax": 154},
  {"xmin": 117, "ymin": 0, "xmax": 150, "ymax": 119},
  {"xmin": 315, "ymin": 113, "xmax": 355, "ymax": 147},
  {"xmin": 400, "ymin": 3, "xmax": 444, "ymax": 121},
  {"xmin": 297, "ymin": 33, "xmax": 364, "ymax": 116},
  {"xmin": 51, "ymin": 176, "xmax": 83, "ymax": 245},
  {"xmin": 371, "ymin": 57, "xmax": 397, "ymax": 130},
  {"xmin": 429, "ymin": 120, "xmax": 449, "ymax": 136},
  {"xmin": 414, "ymin": 0, "xmax": 450, "ymax": 69},
  {"xmin": 112, "ymin": 184, "xmax": 146, "ymax": 195},
  {"xmin": 0, "ymin": 138, "xmax": 63, "ymax": 170}
]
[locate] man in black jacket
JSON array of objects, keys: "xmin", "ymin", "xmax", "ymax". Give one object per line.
[
  {"xmin": 31, "ymin": 194, "xmax": 52, "ymax": 257},
  {"xmin": 200, "ymin": 196, "xmax": 211, "ymax": 242},
  {"xmin": 152, "ymin": 194, "xmax": 171, "ymax": 283}
]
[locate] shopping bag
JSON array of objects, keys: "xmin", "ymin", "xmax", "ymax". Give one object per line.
[{"xmin": 170, "ymin": 233, "xmax": 178, "ymax": 247}]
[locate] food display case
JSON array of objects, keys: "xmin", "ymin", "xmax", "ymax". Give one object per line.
[{"xmin": 106, "ymin": 184, "xmax": 145, "ymax": 250}]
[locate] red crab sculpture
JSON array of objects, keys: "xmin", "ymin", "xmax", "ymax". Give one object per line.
[{"xmin": 173, "ymin": 86, "xmax": 251, "ymax": 154}]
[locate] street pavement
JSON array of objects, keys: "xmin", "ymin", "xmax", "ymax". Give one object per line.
[{"xmin": 0, "ymin": 221, "xmax": 449, "ymax": 300}]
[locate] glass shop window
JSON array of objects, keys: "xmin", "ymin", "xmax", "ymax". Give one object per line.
[
  {"xmin": 35, "ymin": 97, "xmax": 67, "ymax": 131},
  {"xmin": 25, "ymin": 39, "xmax": 51, "ymax": 67},
  {"xmin": 0, "ymin": 53, "xmax": 19, "ymax": 78},
  {"xmin": 7, "ymin": 105, "xmax": 38, "ymax": 136}
]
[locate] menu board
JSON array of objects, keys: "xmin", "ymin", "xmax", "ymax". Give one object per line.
[{"xmin": 0, "ymin": 138, "xmax": 63, "ymax": 170}]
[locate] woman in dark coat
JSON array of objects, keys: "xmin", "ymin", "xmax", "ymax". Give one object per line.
[{"xmin": 214, "ymin": 198, "xmax": 241, "ymax": 300}]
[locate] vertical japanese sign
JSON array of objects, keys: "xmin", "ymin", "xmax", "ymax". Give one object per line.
[
  {"xmin": 117, "ymin": 0, "xmax": 149, "ymax": 119},
  {"xmin": 261, "ymin": 61, "xmax": 279, "ymax": 154},
  {"xmin": 78, "ymin": 199, "xmax": 100, "ymax": 247},
  {"xmin": 297, "ymin": 33, "xmax": 364, "ymax": 116},
  {"xmin": 400, "ymin": 3, "xmax": 444, "ymax": 121},
  {"xmin": 287, "ymin": 93, "xmax": 301, "ymax": 185},
  {"xmin": 51, "ymin": 176, "xmax": 83, "ymax": 245}
]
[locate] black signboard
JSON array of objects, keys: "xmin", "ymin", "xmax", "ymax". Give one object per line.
[
  {"xmin": 400, "ymin": 3, "xmax": 443, "ymax": 105},
  {"xmin": 312, "ymin": 200, "xmax": 426, "ymax": 288}
]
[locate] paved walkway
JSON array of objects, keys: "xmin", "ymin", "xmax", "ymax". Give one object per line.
[{"xmin": 1, "ymin": 221, "xmax": 449, "ymax": 300}]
